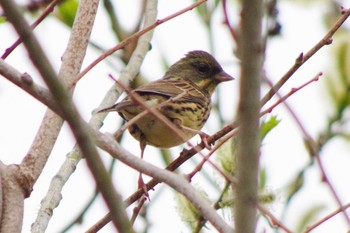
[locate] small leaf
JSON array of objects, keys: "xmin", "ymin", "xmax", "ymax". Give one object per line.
[
  {"xmin": 55, "ymin": 0, "xmax": 78, "ymax": 27},
  {"xmin": 260, "ymin": 115, "xmax": 280, "ymax": 140},
  {"xmin": 325, "ymin": 33, "xmax": 350, "ymax": 111},
  {"xmin": 175, "ymin": 188, "xmax": 210, "ymax": 229}
]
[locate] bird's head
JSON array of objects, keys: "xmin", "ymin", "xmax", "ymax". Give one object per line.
[{"xmin": 165, "ymin": 50, "xmax": 234, "ymax": 95}]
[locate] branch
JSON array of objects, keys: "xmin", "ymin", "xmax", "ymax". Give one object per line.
[
  {"xmin": 0, "ymin": 0, "xmax": 135, "ymax": 232},
  {"xmin": 33, "ymin": 0, "xmax": 159, "ymax": 231},
  {"xmin": 260, "ymin": 72, "xmax": 322, "ymax": 117},
  {"xmin": 265, "ymin": 71, "xmax": 350, "ymax": 225},
  {"xmin": 257, "ymin": 205, "xmax": 293, "ymax": 233},
  {"xmin": 304, "ymin": 202, "xmax": 350, "ymax": 233},
  {"xmin": 1, "ymin": 0, "xmax": 137, "ymax": 232},
  {"xmin": 234, "ymin": 0, "xmax": 263, "ymax": 232},
  {"xmin": 91, "ymin": 132, "xmax": 234, "ymax": 233},
  {"xmin": 74, "ymin": 0, "xmax": 207, "ymax": 84},
  {"xmin": 1, "ymin": 0, "xmax": 62, "ymax": 59},
  {"xmin": 0, "ymin": 60, "xmax": 61, "ymax": 115},
  {"xmin": 222, "ymin": 0, "xmax": 237, "ymax": 42},
  {"xmin": 0, "ymin": 162, "xmax": 24, "ymax": 232},
  {"xmin": 260, "ymin": 7, "xmax": 350, "ymax": 106}
]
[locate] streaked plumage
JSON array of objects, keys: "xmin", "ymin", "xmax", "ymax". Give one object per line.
[{"xmin": 101, "ymin": 50, "xmax": 234, "ymax": 148}]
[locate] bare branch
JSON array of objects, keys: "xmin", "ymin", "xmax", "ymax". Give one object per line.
[
  {"xmin": 34, "ymin": 0, "xmax": 159, "ymax": 231},
  {"xmin": 304, "ymin": 202, "xmax": 350, "ymax": 233},
  {"xmin": 0, "ymin": 0, "xmax": 134, "ymax": 231},
  {"xmin": 74, "ymin": 0, "xmax": 207, "ymax": 84},
  {"xmin": 260, "ymin": 72, "xmax": 322, "ymax": 117},
  {"xmin": 1, "ymin": 0, "xmax": 62, "ymax": 59},
  {"xmin": 92, "ymin": 132, "xmax": 234, "ymax": 233},
  {"xmin": 0, "ymin": 162, "xmax": 25, "ymax": 232},
  {"xmin": 0, "ymin": 60, "xmax": 59, "ymax": 114},
  {"xmin": 234, "ymin": 0, "xmax": 263, "ymax": 232},
  {"xmin": 260, "ymin": 7, "xmax": 350, "ymax": 106}
]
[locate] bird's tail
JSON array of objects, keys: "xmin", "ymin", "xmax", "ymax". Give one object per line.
[{"xmin": 93, "ymin": 104, "xmax": 117, "ymax": 114}]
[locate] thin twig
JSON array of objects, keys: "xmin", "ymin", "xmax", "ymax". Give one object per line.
[
  {"xmin": 130, "ymin": 196, "xmax": 147, "ymax": 225},
  {"xmin": 260, "ymin": 7, "xmax": 350, "ymax": 107},
  {"xmin": 304, "ymin": 202, "xmax": 350, "ymax": 233},
  {"xmin": 222, "ymin": 0, "xmax": 237, "ymax": 41},
  {"xmin": 90, "ymin": 131, "xmax": 234, "ymax": 233},
  {"xmin": 74, "ymin": 0, "xmax": 207, "ymax": 84},
  {"xmin": 265, "ymin": 71, "xmax": 350, "ymax": 225},
  {"xmin": 260, "ymin": 72, "xmax": 322, "ymax": 116},
  {"xmin": 187, "ymin": 130, "xmax": 238, "ymax": 186},
  {"xmin": 1, "ymin": 0, "xmax": 62, "ymax": 59},
  {"xmin": 257, "ymin": 205, "xmax": 293, "ymax": 233},
  {"xmin": 314, "ymin": 152, "xmax": 350, "ymax": 225}
]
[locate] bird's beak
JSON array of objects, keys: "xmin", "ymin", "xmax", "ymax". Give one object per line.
[{"xmin": 215, "ymin": 70, "xmax": 234, "ymax": 82}]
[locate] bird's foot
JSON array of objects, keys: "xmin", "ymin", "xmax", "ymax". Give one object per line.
[
  {"xmin": 196, "ymin": 131, "xmax": 214, "ymax": 150},
  {"xmin": 138, "ymin": 173, "xmax": 150, "ymax": 200}
]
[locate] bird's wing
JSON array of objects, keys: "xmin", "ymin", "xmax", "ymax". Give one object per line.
[
  {"xmin": 137, "ymin": 78, "xmax": 207, "ymax": 102},
  {"xmin": 110, "ymin": 78, "xmax": 208, "ymax": 112},
  {"xmin": 134, "ymin": 79, "xmax": 186, "ymax": 97}
]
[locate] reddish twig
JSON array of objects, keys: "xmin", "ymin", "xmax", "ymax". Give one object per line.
[
  {"xmin": 222, "ymin": 0, "xmax": 237, "ymax": 41},
  {"xmin": 260, "ymin": 7, "xmax": 350, "ymax": 107},
  {"xmin": 304, "ymin": 202, "xmax": 350, "ymax": 233},
  {"xmin": 314, "ymin": 152, "xmax": 350, "ymax": 225},
  {"xmin": 1, "ymin": 0, "xmax": 62, "ymax": 59},
  {"xmin": 187, "ymin": 129, "xmax": 238, "ymax": 186},
  {"xmin": 265, "ymin": 71, "xmax": 350, "ymax": 225},
  {"xmin": 74, "ymin": 0, "xmax": 207, "ymax": 85},
  {"xmin": 130, "ymin": 195, "xmax": 147, "ymax": 225},
  {"xmin": 260, "ymin": 72, "xmax": 322, "ymax": 116},
  {"xmin": 109, "ymin": 78, "xmax": 193, "ymax": 144},
  {"xmin": 258, "ymin": 205, "xmax": 293, "ymax": 233}
]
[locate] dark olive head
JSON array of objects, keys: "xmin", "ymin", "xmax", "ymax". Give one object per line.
[{"xmin": 165, "ymin": 50, "xmax": 234, "ymax": 94}]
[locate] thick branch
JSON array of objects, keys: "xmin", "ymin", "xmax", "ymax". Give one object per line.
[
  {"xmin": 0, "ymin": 162, "xmax": 25, "ymax": 232},
  {"xmin": 260, "ymin": 7, "xmax": 350, "ymax": 106},
  {"xmin": 33, "ymin": 0, "xmax": 158, "ymax": 232},
  {"xmin": 93, "ymin": 132, "xmax": 234, "ymax": 233},
  {"xmin": 234, "ymin": 0, "xmax": 263, "ymax": 232},
  {"xmin": 0, "ymin": 0, "xmax": 132, "ymax": 232}
]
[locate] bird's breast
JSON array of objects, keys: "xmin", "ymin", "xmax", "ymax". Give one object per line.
[{"xmin": 117, "ymin": 93, "xmax": 211, "ymax": 148}]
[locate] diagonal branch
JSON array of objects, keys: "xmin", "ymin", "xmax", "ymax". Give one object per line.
[
  {"xmin": 33, "ymin": 0, "xmax": 159, "ymax": 231},
  {"xmin": 1, "ymin": 0, "xmax": 63, "ymax": 59},
  {"xmin": 0, "ymin": 0, "xmax": 136, "ymax": 232},
  {"xmin": 74, "ymin": 0, "xmax": 207, "ymax": 84},
  {"xmin": 260, "ymin": 7, "xmax": 350, "ymax": 106}
]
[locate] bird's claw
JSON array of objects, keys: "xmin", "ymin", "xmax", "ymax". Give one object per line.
[
  {"xmin": 138, "ymin": 174, "xmax": 150, "ymax": 200},
  {"xmin": 199, "ymin": 132, "xmax": 213, "ymax": 150}
]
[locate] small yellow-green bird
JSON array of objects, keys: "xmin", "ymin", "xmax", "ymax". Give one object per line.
[{"xmin": 101, "ymin": 50, "xmax": 234, "ymax": 153}]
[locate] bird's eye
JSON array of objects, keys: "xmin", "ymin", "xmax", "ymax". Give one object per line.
[{"xmin": 196, "ymin": 62, "xmax": 211, "ymax": 74}]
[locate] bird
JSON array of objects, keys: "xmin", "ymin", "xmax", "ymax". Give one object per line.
[{"xmin": 99, "ymin": 50, "xmax": 233, "ymax": 192}]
